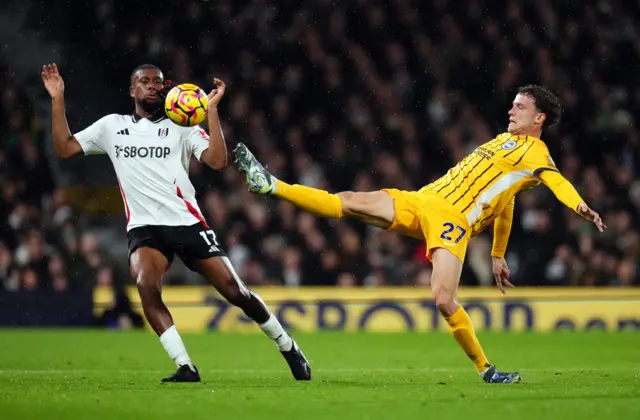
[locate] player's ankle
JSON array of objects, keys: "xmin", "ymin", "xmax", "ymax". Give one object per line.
[
  {"xmin": 478, "ymin": 363, "xmax": 492, "ymax": 376},
  {"xmin": 276, "ymin": 334, "xmax": 293, "ymax": 352},
  {"xmin": 271, "ymin": 177, "xmax": 281, "ymax": 194}
]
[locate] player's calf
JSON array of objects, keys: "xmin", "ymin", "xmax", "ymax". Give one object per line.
[
  {"xmin": 431, "ymin": 249, "xmax": 491, "ymax": 373},
  {"xmin": 200, "ymin": 257, "xmax": 269, "ymax": 323},
  {"xmin": 130, "ymin": 246, "xmax": 198, "ymax": 382},
  {"xmin": 198, "ymin": 256, "xmax": 311, "ymax": 380},
  {"xmin": 430, "ymin": 249, "xmax": 521, "ymax": 383},
  {"xmin": 131, "ymin": 247, "xmax": 174, "ymax": 334},
  {"xmin": 233, "ymin": 143, "xmax": 392, "ymax": 228}
]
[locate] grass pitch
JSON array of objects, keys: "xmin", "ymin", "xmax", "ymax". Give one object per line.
[{"xmin": 0, "ymin": 330, "xmax": 638, "ymax": 419}]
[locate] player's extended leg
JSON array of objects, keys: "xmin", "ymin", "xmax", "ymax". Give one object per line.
[
  {"xmin": 431, "ymin": 248, "xmax": 521, "ymax": 383},
  {"xmin": 196, "ymin": 256, "xmax": 311, "ymax": 381},
  {"xmin": 233, "ymin": 143, "xmax": 395, "ymax": 228},
  {"xmin": 130, "ymin": 247, "xmax": 200, "ymax": 383}
]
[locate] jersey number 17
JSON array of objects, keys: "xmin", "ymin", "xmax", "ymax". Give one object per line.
[{"xmin": 199, "ymin": 229, "xmax": 220, "ymax": 251}]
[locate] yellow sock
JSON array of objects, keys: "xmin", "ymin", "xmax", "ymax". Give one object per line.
[
  {"xmin": 445, "ymin": 306, "xmax": 490, "ymax": 372},
  {"xmin": 274, "ymin": 180, "xmax": 343, "ymax": 219}
]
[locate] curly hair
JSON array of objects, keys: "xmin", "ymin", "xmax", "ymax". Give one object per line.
[{"xmin": 518, "ymin": 84, "xmax": 562, "ymax": 128}]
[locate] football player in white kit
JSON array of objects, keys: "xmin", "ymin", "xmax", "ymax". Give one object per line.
[{"xmin": 41, "ymin": 63, "xmax": 311, "ymax": 383}]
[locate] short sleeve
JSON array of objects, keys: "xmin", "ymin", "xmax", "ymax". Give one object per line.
[
  {"xmin": 74, "ymin": 115, "xmax": 110, "ymax": 155},
  {"xmin": 185, "ymin": 126, "xmax": 210, "ymax": 161},
  {"xmin": 519, "ymin": 140, "xmax": 559, "ymax": 177}
]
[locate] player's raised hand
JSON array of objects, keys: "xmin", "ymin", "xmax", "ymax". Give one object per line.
[
  {"xmin": 492, "ymin": 256, "xmax": 514, "ymax": 294},
  {"xmin": 41, "ymin": 64, "xmax": 64, "ymax": 99},
  {"xmin": 577, "ymin": 202, "xmax": 606, "ymax": 232},
  {"xmin": 208, "ymin": 78, "xmax": 226, "ymax": 106}
]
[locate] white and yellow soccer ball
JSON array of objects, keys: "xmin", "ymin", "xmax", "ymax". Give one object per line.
[{"xmin": 164, "ymin": 83, "xmax": 209, "ymax": 127}]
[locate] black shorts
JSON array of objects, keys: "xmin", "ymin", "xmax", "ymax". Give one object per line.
[{"xmin": 127, "ymin": 222, "xmax": 226, "ymax": 273}]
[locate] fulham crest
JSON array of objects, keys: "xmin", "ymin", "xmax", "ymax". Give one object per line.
[{"xmin": 158, "ymin": 128, "xmax": 169, "ymax": 138}]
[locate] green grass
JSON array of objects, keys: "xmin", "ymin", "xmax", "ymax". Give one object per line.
[{"xmin": 0, "ymin": 331, "xmax": 639, "ymax": 419}]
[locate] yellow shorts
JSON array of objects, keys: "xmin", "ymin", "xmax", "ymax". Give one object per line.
[{"xmin": 382, "ymin": 188, "xmax": 471, "ymax": 263}]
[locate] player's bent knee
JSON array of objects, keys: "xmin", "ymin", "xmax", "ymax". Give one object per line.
[
  {"xmin": 431, "ymin": 275, "xmax": 459, "ymax": 316},
  {"xmin": 135, "ymin": 269, "xmax": 161, "ymax": 290},
  {"xmin": 432, "ymin": 288, "xmax": 457, "ymax": 317},
  {"xmin": 430, "ymin": 248, "xmax": 463, "ymax": 316}
]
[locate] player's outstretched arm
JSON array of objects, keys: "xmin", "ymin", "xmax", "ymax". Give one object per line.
[
  {"xmin": 200, "ymin": 78, "xmax": 228, "ymax": 170},
  {"xmin": 41, "ymin": 64, "xmax": 83, "ymax": 158},
  {"xmin": 538, "ymin": 170, "xmax": 606, "ymax": 232},
  {"xmin": 491, "ymin": 197, "xmax": 515, "ymax": 294}
]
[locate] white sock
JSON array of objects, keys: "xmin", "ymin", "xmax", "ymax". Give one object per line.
[
  {"xmin": 160, "ymin": 325, "xmax": 194, "ymax": 371},
  {"xmin": 259, "ymin": 314, "xmax": 293, "ymax": 351}
]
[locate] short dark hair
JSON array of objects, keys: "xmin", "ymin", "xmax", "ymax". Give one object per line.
[
  {"xmin": 518, "ymin": 84, "xmax": 562, "ymax": 128},
  {"xmin": 130, "ymin": 64, "xmax": 163, "ymax": 84}
]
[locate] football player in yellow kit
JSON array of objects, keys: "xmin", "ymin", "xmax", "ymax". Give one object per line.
[{"xmin": 233, "ymin": 85, "xmax": 605, "ymax": 383}]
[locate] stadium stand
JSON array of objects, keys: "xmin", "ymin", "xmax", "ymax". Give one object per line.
[{"xmin": 1, "ymin": 0, "xmax": 639, "ymax": 291}]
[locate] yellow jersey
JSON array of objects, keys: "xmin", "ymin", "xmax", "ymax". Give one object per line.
[{"xmin": 420, "ymin": 133, "xmax": 573, "ymax": 235}]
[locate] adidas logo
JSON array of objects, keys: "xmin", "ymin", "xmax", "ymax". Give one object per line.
[{"xmin": 117, "ymin": 128, "xmax": 130, "ymax": 135}]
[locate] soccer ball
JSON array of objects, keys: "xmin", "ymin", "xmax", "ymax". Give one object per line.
[{"xmin": 164, "ymin": 83, "xmax": 209, "ymax": 127}]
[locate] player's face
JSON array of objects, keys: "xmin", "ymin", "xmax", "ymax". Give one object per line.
[
  {"xmin": 507, "ymin": 93, "xmax": 545, "ymax": 134},
  {"xmin": 130, "ymin": 68, "xmax": 164, "ymax": 113}
]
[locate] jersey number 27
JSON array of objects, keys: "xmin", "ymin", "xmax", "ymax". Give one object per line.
[{"xmin": 440, "ymin": 222, "xmax": 467, "ymax": 243}]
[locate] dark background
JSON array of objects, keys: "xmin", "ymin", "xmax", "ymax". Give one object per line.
[{"xmin": 1, "ymin": 0, "xmax": 638, "ymax": 300}]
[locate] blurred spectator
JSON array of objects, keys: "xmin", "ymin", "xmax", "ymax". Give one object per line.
[
  {"xmin": 0, "ymin": 61, "xmax": 119, "ymax": 293},
  {"xmin": 1, "ymin": 0, "xmax": 639, "ymax": 291},
  {"xmin": 97, "ymin": 290, "xmax": 144, "ymax": 329}
]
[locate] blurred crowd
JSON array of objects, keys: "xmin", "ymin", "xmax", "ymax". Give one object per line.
[
  {"xmin": 2, "ymin": 0, "xmax": 639, "ymax": 292},
  {"xmin": 0, "ymin": 61, "xmax": 127, "ymax": 293}
]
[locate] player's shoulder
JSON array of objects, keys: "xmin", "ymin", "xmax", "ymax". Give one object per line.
[
  {"xmin": 529, "ymin": 137, "xmax": 557, "ymax": 168},
  {"xmin": 529, "ymin": 136, "xmax": 551, "ymax": 153},
  {"xmin": 97, "ymin": 113, "xmax": 135, "ymax": 124}
]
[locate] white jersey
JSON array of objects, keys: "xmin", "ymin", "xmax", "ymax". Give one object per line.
[{"xmin": 74, "ymin": 113, "xmax": 211, "ymax": 231}]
